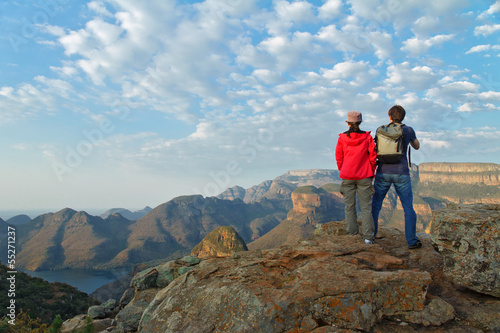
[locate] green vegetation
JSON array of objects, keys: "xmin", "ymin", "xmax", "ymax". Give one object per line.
[
  {"xmin": 0, "ymin": 264, "xmax": 99, "ymax": 325},
  {"xmin": 192, "ymin": 226, "xmax": 248, "ymax": 254},
  {"xmin": 0, "ymin": 311, "xmax": 48, "ymax": 332},
  {"xmin": 292, "ymin": 186, "xmax": 327, "ymax": 195},
  {"xmin": 321, "ymin": 183, "xmax": 341, "ymax": 193},
  {"xmin": 47, "ymin": 315, "xmax": 63, "ymax": 333},
  {"xmin": 82, "ymin": 317, "xmax": 94, "ymax": 333}
]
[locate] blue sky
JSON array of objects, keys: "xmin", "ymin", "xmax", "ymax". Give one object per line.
[{"xmin": 0, "ymin": 0, "xmax": 499, "ymax": 215}]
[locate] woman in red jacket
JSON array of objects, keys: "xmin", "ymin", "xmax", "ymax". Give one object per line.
[{"xmin": 335, "ymin": 111, "xmax": 377, "ymax": 244}]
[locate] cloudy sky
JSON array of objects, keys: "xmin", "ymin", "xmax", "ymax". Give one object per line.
[{"xmin": 0, "ymin": 0, "xmax": 499, "ymax": 216}]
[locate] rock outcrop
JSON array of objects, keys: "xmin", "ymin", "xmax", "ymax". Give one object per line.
[
  {"xmin": 430, "ymin": 203, "xmax": 500, "ymax": 298},
  {"xmin": 247, "ymin": 185, "xmax": 344, "ymax": 250},
  {"xmin": 275, "ymin": 169, "xmax": 341, "ymax": 187},
  {"xmin": 418, "ymin": 162, "xmax": 500, "ymax": 186},
  {"xmin": 191, "ymin": 226, "xmax": 248, "ymax": 259},
  {"xmin": 139, "ymin": 229, "xmax": 441, "ymax": 332},
  {"xmin": 218, "ymin": 169, "xmax": 341, "ymax": 203},
  {"xmin": 62, "ymin": 204, "xmax": 500, "ymax": 333},
  {"xmin": 416, "ymin": 163, "xmax": 500, "ymax": 206},
  {"xmin": 218, "ymin": 180, "xmax": 297, "ymax": 203},
  {"xmin": 290, "ymin": 185, "xmax": 344, "ymax": 220}
]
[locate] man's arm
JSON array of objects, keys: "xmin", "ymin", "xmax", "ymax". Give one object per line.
[{"xmin": 410, "ymin": 138, "xmax": 420, "ymax": 150}]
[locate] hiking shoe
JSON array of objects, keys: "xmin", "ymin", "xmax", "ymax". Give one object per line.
[
  {"xmin": 365, "ymin": 239, "xmax": 375, "ymax": 244},
  {"xmin": 408, "ymin": 240, "xmax": 422, "ymax": 250}
]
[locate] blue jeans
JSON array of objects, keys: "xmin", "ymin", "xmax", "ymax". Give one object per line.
[{"xmin": 371, "ymin": 173, "xmax": 419, "ymax": 246}]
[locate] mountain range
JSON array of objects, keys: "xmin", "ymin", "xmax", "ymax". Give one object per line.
[{"xmin": 1, "ymin": 162, "xmax": 498, "ymax": 272}]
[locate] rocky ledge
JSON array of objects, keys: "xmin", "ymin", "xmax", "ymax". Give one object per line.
[{"xmin": 62, "ymin": 204, "xmax": 499, "ymax": 332}]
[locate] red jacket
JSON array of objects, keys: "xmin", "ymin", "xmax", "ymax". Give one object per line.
[{"xmin": 335, "ymin": 131, "xmax": 377, "ymax": 180}]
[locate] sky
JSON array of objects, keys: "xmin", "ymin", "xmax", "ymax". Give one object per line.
[{"xmin": 0, "ymin": 0, "xmax": 499, "ymax": 216}]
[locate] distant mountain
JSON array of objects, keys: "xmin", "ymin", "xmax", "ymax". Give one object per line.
[
  {"xmin": 108, "ymin": 195, "xmax": 287, "ymax": 267},
  {"xmin": 274, "ymin": 169, "xmax": 341, "ymax": 187},
  {"xmin": 6, "ymin": 214, "xmax": 32, "ymax": 225},
  {"xmin": 0, "ymin": 219, "xmax": 10, "ymax": 264},
  {"xmin": 14, "ymin": 195, "xmax": 288, "ymax": 271},
  {"xmin": 11, "ymin": 162, "xmax": 499, "ymax": 271},
  {"xmin": 16, "ymin": 209, "xmax": 134, "ymax": 271},
  {"xmin": 248, "ymin": 184, "xmax": 345, "ymax": 250},
  {"xmin": 217, "ymin": 169, "xmax": 340, "ymax": 203},
  {"xmin": 100, "ymin": 206, "xmax": 153, "ymax": 220}
]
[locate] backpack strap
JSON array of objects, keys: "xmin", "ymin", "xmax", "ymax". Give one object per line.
[{"xmin": 408, "ymin": 145, "xmax": 411, "ymax": 168}]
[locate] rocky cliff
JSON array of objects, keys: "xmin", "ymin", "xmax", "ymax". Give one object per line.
[
  {"xmin": 430, "ymin": 203, "xmax": 500, "ymax": 298},
  {"xmin": 247, "ymin": 185, "xmax": 344, "ymax": 250},
  {"xmin": 416, "ymin": 162, "xmax": 500, "ymax": 206},
  {"xmin": 274, "ymin": 169, "xmax": 341, "ymax": 187},
  {"xmin": 418, "ymin": 162, "xmax": 499, "ymax": 185},
  {"xmin": 217, "ymin": 169, "xmax": 341, "ymax": 203},
  {"xmin": 62, "ymin": 204, "xmax": 500, "ymax": 333},
  {"xmin": 217, "ymin": 179, "xmax": 296, "ymax": 203}
]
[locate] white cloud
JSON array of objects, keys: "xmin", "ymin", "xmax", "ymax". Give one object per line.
[
  {"xmin": 0, "ymin": 83, "xmax": 55, "ymax": 122},
  {"xmin": 34, "ymin": 76, "xmax": 74, "ymax": 98},
  {"xmin": 321, "ymin": 60, "xmax": 378, "ymax": 87},
  {"xmin": 401, "ymin": 34, "xmax": 455, "ymax": 56},
  {"xmin": 2, "ymin": 0, "xmax": 500, "ymax": 211},
  {"xmin": 478, "ymin": 91, "xmax": 500, "ymax": 101},
  {"xmin": 318, "ymin": 0, "xmax": 342, "ymax": 20},
  {"xmin": 39, "ymin": 24, "xmax": 65, "ymax": 37},
  {"xmin": 275, "ymin": 0, "xmax": 315, "ymax": 23},
  {"xmin": 251, "ymin": 69, "xmax": 282, "ymax": 85},
  {"xmin": 348, "ymin": 0, "xmax": 469, "ymax": 33},
  {"xmin": 474, "ymin": 24, "xmax": 500, "ymax": 37},
  {"xmin": 384, "ymin": 62, "xmax": 439, "ymax": 90},
  {"xmin": 479, "ymin": 1, "xmax": 500, "ymax": 18},
  {"xmin": 50, "ymin": 64, "xmax": 79, "ymax": 77},
  {"xmin": 13, "ymin": 143, "xmax": 29, "ymax": 151},
  {"xmin": 315, "ymin": 24, "xmax": 394, "ymax": 61},
  {"xmin": 466, "ymin": 44, "xmax": 492, "ymax": 54},
  {"xmin": 88, "ymin": 1, "xmax": 113, "ymax": 17}
]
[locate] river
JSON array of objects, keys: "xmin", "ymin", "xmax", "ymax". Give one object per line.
[{"xmin": 22, "ymin": 268, "xmax": 130, "ymax": 294}]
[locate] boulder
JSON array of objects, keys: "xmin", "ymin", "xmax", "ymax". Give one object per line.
[
  {"xmin": 88, "ymin": 299, "xmax": 117, "ymax": 319},
  {"xmin": 430, "ymin": 204, "xmax": 500, "ymax": 298},
  {"xmin": 61, "ymin": 314, "xmax": 87, "ymax": 333},
  {"xmin": 129, "ymin": 268, "xmax": 158, "ymax": 291},
  {"xmin": 92, "ymin": 318, "xmax": 115, "ymax": 332},
  {"xmin": 191, "ymin": 226, "xmax": 248, "ymax": 258},
  {"xmin": 115, "ymin": 290, "xmax": 157, "ymax": 332},
  {"xmin": 119, "ymin": 288, "xmax": 135, "ymax": 308},
  {"xmin": 110, "ymin": 255, "xmax": 201, "ymax": 331},
  {"xmin": 391, "ymin": 297, "xmax": 455, "ymax": 326},
  {"xmin": 138, "ymin": 233, "xmax": 436, "ymax": 332}
]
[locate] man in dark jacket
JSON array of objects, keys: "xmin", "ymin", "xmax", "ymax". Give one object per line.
[{"xmin": 372, "ymin": 105, "xmax": 421, "ymax": 249}]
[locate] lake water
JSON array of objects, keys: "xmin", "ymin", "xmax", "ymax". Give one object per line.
[{"xmin": 22, "ymin": 268, "xmax": 131, "ymax": 294}]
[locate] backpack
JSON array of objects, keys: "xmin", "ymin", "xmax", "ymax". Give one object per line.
[{"xmin": 375, "ymin": 123, "xmax": 406, "ymax": 164}]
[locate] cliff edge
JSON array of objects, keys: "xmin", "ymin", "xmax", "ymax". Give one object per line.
[{"xmin": 62, "ymin": 204, "xmax": 500, "ymax": 333}]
